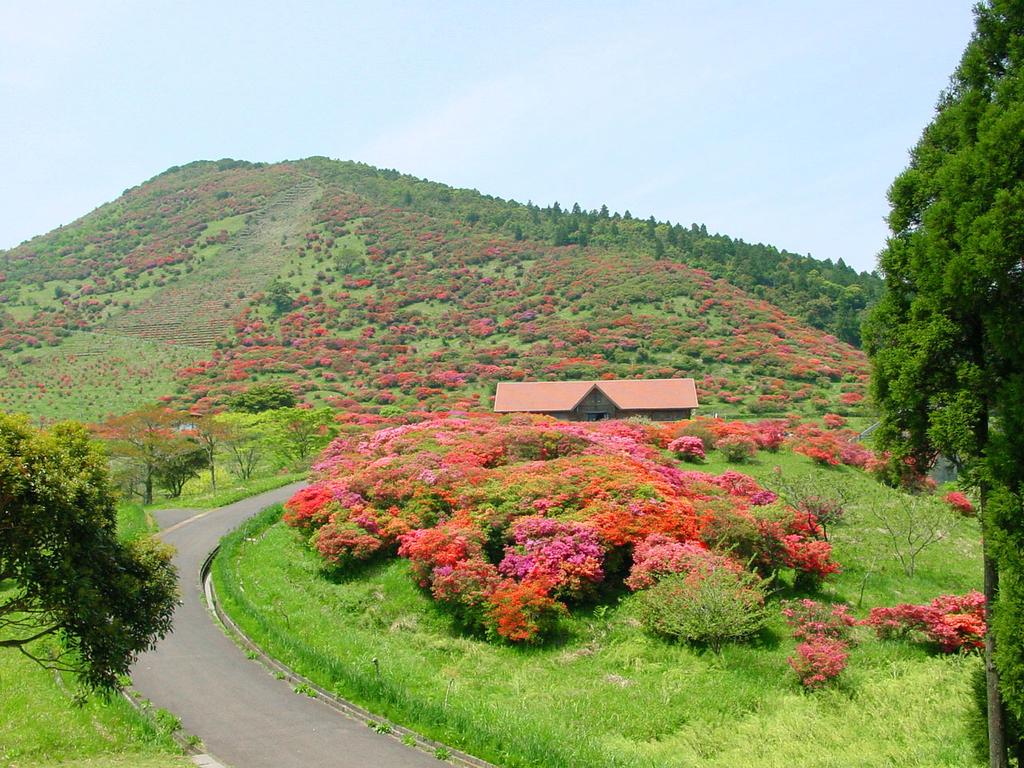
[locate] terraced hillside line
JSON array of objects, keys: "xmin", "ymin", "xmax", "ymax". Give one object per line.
[{"xmin": 107, "ymin": 180, "xmax": 323, "ymax": 347}]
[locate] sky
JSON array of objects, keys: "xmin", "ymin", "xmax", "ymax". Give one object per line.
[{"xmin": 0, "ymin": 1, "xmax": 976, "ymax": 273}]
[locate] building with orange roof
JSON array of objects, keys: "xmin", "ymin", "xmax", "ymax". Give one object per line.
[{"xmin": 493, "ymin": 378, "xmax": 698, "ymax": 422}]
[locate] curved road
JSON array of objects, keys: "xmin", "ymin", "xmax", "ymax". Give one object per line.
[{"xmin": 131, "ymin": 484, "xmax": 440, "ymax": 768}]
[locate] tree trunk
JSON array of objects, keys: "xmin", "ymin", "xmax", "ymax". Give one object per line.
[
  {"xmin": 209, "ymin": 451, "xmax": 216, "ymax": 492},
  {"xmin": 981, "ymin": 482, "xmax": 1008, "ymax": 768},
  {"xmin": 144, "ymin": 471, "xmax": 153, "ymax": 506}
]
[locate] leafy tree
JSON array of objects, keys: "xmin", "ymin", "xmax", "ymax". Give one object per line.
[
  {"xmin": 216, "ymin": 412, "xmax": 266, "ymax": 479},
  {"xmin": 258, "ymin": 407, "xmax": 335, "ymax": 463},
  {"xmin": 154, "ymin": 444, "xmax": 208, "ymax": 498},
  {"xmin": 0, "ymin": 414, "xmax": 177, "ymax": 691},
  {"xmin": 264, "ymin": 279, "xmax": 295, "ymax": 316},
  {"xmin": 228, "ymin": 382, "xmax": 297, "ymax": 413},
  {"xmin": 189, "ymin": 414, "xmax": 232, "ymax": 491},
  {"xmin": 863, "ymin": 3, "xmax": 1024, "ymax": 763},
  {"xmin": 99, "ymin": 405, "xmax": 198, "ymax": 505}
]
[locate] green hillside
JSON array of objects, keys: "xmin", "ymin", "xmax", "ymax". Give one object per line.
[{"xmin": 0, "ymin": 158, "xmax": 880, "ymax": 421}]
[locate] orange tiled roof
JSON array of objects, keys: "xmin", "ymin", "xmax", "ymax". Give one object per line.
[{"xmin": 493, "ymin": 378, "xmax": 698, "ymax": 413}]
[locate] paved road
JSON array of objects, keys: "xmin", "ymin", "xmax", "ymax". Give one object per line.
[{"xmin": 131, "ymin": 484, "xmax": 440, "ymax": 768}]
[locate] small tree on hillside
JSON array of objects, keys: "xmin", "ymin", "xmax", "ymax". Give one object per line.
[
  {"xmin": 189, "ymin": 414, "xmax": 232, "ymax": 491},
  {"xmin": 99, "ymin": 405, "xmax": 199, "ymax": 505},
  {"xmin": 867, "ymin": 496, "xmax": 953, "ymax": 578},
  {"xmin": 217, "ymin": 413, "xmax": 265, "ymax": 479},
  {"xmin": 154, "ymin": 444, "xmax": 208, "ymax": 498},
  {"xmin": 228, "ymin": 382, "xmax": 297, "ymax": 413}
]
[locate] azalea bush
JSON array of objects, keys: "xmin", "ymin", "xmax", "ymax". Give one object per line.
[
  {"xmin": 286, "ymin": 413, "xmax": 840, "ymax": 643},
  {"xmin": 944, "ymin": 491, "xmax": 975, "ymax": 517},
  {"xmin": 781, "ymin": 599, "xmax": 857, "ymax": 689},
  {"xmin": 864, "ymin": 592, "xmax": 985, "ymax": 652},
  {"xmin": 717, "ymin": 434, "xmax": 758, "ymax": 463},
  {"xmin": 789, "ymin": 637, "xmax": 850, "ymax": 690},
  {"xmin": 667, "ymin": 435, "xmax": 705, "ymax": 462}
]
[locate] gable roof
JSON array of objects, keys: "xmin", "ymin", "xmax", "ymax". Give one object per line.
[{"xmin": 493, "ymin": 378, "xmax": 698, "ymax": 413}]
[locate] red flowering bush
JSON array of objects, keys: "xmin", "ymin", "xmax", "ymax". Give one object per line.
[
  {"xmin": 312, "ymin": 520, "xmax": 385, "ymax": 566},
  {"xmin": 781, "ymin": 599, "xmax": 856, "ymax": 641},
  {"xmin": 485, "ymin": 579, "xmax": 564, "ymax": 643},
  {"xmin": 789, "ymin": 424, "xmax": 873, "ymax": 469},
  {"xmin": 668, "ymin": 435, "xmax": 706, "ymax": 462},
  {"xmin": 283, "ymin": 484, "xmax": 337, "ymax": 530},
  {"xmin": 944, "ymin": 491, "xmax": 975, "ymax": 517},
  {"xmin": 397, "ymin": 522, "xmax": 486, "ymax": 586},
  {"xmin": 822, "ymin": 413, "xmax": 847, "ymax": 429},
  {"xmin": 752, "ymin": 420, "xmax": 786, "ymax": 452},
  {"xmin": 864, "ymin": 592, "xmax": 985, "ymax": 652},
  {"xmin": 431, "ymin": 559, "xmax": 502, "ymax": 631},
  {"xmin": 789, "ymin": 637, "xmax": 849, "ymax": 689},
  {"xmin": 626, "ymin": 534, "xmax": 741, "ymax": 590},
  {"xmin": 700, "ymin": 504, "xmax": 839, "ymax": 585}
]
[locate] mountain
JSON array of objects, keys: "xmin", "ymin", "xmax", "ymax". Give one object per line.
[{"xmin": 0, "ymin": 158, "xmax": 878, "ymax": 421}]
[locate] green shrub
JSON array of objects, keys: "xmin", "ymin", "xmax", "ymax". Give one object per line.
[
  {"xmin": 717, "ymin": 434, "xmax": 758, "ymax": 463},
  {"xmin": 635, "ymin": 567, "xmax": 769, "ymax": 652}
]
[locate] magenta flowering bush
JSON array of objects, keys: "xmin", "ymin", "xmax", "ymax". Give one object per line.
[
  {"xmin": 498, "ymin": 517, "xmax": 605, "ymax": 600},
  {"xmin": 789, "ymin": 637, "xmax": 850, "ymax": 689},
  {"xmin": 668, "ymin": 435, "xmax": 706, "ymax": 462}
]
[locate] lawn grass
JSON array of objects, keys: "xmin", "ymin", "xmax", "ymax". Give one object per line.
[
  {"xmin": 0, "ymin": 651, "xmax": 190, "ymax": 768},
  {"xmin": 115, "ymin": 501, "xmax": 158, "ymax": 541},
  {"xmin": 213, "ymin": 449, "xmax": 986, "ymax": 768}
]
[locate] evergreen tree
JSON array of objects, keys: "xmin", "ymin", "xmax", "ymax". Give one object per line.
[{"xmin": 863, "ymin": 4, "xmax": 1024, "ymax": 764}]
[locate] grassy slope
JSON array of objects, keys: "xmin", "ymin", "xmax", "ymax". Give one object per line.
[
  {"xmin": 0, "ymin": 333, "xmax": 204, "ymax": 422},
  {"xmin": 213, "ymin": 451, "xmax": 984, "ymax": 768},
  {"xmin": 1, "ymin": 506, "xmax": 189, "ymax": 768}
]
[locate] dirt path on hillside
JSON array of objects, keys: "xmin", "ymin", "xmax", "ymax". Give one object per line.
[{"xmin": 107, "ymin": 180, "xmax": 323, "ymax": 347}]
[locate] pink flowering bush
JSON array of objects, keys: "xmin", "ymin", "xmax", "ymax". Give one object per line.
[
  {"xmin": 498, "ymin": 517, "xmax": 605, "ymax": 600},
  {"xmin": 668, "ymin": 435, "xmax": 706, "ymax": 462},
  {"xmin": 626, "ymin": 534, "xmax": 741, "ymax": 590},
  {"xmin": 782, "ymin": 599, "xmax": 856, "ymax": 688},
  {"xmin": 864, "ymin": 592, "xmax": 985, "ymax": 652}
]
